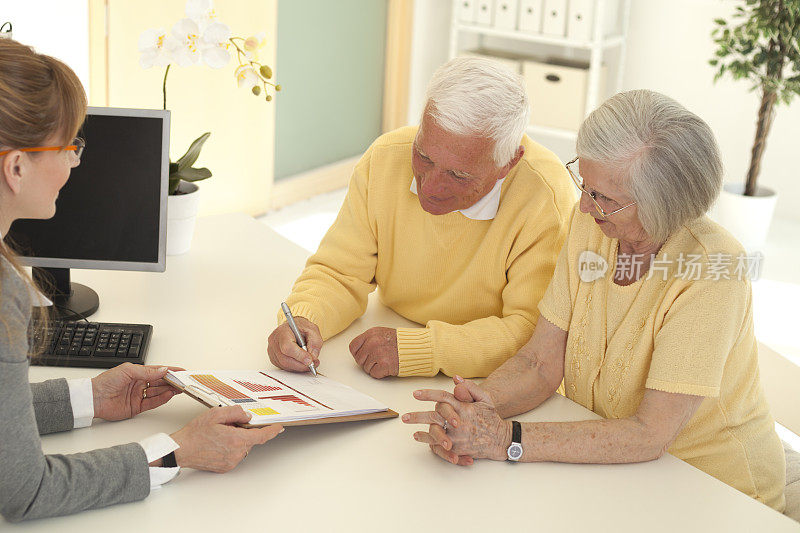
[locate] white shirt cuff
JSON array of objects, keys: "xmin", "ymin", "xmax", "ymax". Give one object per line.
[
  {"xmin": 138, "ymin": 433, "xmax": 181, "ymax": 490},
  {"xmin": 67, "ymin": 378, "xmax": 94, "ymax": 429}
]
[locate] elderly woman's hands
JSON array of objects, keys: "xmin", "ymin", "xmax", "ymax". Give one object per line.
[{"xmin": 403, "ymin": 376, "xmax": 511, "ymax": 465}]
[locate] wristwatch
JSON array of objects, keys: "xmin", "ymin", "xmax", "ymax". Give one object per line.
[{"xmin": 506, "ymin": 420, "xmax": 523, "ymax": 462}]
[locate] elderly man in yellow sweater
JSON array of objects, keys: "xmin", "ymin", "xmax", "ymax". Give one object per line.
[{"xmin": 267, "ymin": 57, "xmax": 574, "ymax": 379}]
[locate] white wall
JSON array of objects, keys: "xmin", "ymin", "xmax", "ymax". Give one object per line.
[
  {"xmin": 408, "ymin": 0, "xmax": 800, "ymax": 223},
  {"xmin": 0, "ymin": 0, "xmax": 91, "ymax": 97},
  {"xmin": 622, "ymin": 0, "xmax": 800, "ymax": 223},
  {"xmin": 407, "ymin": 0, "xmax": 452, "ymax": 124}
]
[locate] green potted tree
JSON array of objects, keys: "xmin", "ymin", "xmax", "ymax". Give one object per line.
[
  {"xmin": 139, "ymin": 0, "xmax": 279, "ymax": 255},
  {"xmin": 709, "ymin": 0, "xmax": 800, "ymax": 251}
]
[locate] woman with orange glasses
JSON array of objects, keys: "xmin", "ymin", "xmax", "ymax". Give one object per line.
[{"xmin": 0, "ymin": 39, "xmax": 283, "ymax": 523}]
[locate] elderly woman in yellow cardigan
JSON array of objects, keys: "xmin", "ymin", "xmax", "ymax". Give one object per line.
[{"xmin": 405, "ymin": 89, "xmax": 786, "ymax": 512}]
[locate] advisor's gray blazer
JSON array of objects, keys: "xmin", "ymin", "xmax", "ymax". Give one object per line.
[{"xmin": 0, "ymin": 259, "xmax": 150, "ymax": 522}]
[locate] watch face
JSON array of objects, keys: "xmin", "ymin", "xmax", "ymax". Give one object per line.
[{"xmin": 507, "ymin": 443, "xmax": 523, "ymax": 461}]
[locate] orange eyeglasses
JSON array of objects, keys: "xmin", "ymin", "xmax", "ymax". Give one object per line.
[{"xmin": 0, "ymin": 137, "xmax": 85, "ymax": 161}]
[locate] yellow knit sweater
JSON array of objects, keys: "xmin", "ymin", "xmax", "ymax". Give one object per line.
[
  {"xmin": 539, "ymin": 207, "xmax": 786, "ymax": 511},
  {"xmin": 281, "ymin": 126, "xmax": 574, "ymax": 377}
]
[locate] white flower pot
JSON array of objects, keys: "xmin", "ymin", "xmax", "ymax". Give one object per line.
[
  {"xmin": 709, "ymin": 182, "xmax": 777, "ymax": 252},
  {"xmin": 166, "ymin": 181, "xmax": 201, "ymax": 255}
]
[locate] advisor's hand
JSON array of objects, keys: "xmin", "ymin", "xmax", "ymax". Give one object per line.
[
  {"xmin": 91, "ymin": 363, "xmax": 183, "ymax": 421},
  {"xmin": 349, "ymin": 327, "xmax": 399, "ymax": 379},
  {"xmin": 171, "ymin": 406, "xmax": 284, "ymax": 472},
  {"xmin": 267, "ymin": 317, "xmax": 322, "ymax": 372}
]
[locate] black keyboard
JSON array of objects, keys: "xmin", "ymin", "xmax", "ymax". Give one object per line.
[{"xmin": 29, "ymin": 319, "xmax": 152, "ymax": 368}]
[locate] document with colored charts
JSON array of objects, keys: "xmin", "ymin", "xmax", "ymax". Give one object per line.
[{"xmin": 165, "ymin": 370, "xmax": 396, "ymax": 426}]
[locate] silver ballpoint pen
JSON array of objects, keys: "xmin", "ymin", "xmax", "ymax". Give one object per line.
[{"xmin": 280, "ymin": 302, "xmax": 317, "ymax": 376}]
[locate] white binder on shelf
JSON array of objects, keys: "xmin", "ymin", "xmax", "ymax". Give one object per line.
[
  {"xmin": 541, "ymin": 0, "xmax": 567, "ymax": 37},
  {"xmin": 456, "ymin": 0, "xmax": 477, "ymax": 24},
  {"xmin": 518, "ymin": 0, "xmax": 544, "ymax": 34},
  {"xmin": 475, "ymin": 0, "xmax": 495, "ymax": 25},
  {"xmin": 567, "ymin": 0, "xmax": 595, "ymax": 41},
  {"xmin": 493, "ymin": 0, "xmax": 519, "ymax": 30}
]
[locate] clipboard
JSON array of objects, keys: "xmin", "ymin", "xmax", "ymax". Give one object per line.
[{"xmin": 165, "ymin": 371, "xmax": 398, "ymax": 428}]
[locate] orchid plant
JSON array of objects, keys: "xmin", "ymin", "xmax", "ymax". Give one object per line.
[{"xmin": 138, "ymin": 0, "xmax": 280, "ymax": 195}]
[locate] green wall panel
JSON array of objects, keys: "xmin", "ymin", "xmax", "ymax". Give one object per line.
[{"xmin": 275, "ymin": 0, "xmax": 387, "ymax": 180}]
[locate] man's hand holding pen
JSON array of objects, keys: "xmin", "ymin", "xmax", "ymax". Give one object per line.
[
  {"xmin": 267, "ymin": 306, "xmax": 400, "ymax": 379},
  {"xmin": 267, "ymin": 315, "xmax": 322, "ymax": 373}
]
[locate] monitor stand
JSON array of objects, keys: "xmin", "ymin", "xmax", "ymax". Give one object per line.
[{"xmin": 32, "ymin": 267, "xmax": 99, "ymax": 320}]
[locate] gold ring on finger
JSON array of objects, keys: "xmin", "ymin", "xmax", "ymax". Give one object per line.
[{"xmin": 142, "ymin": 388, "xmax": 148, "ymax": 399}]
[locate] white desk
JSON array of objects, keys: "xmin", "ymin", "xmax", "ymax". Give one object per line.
[{"xmin": 8, "ymin": 214, "xmax": 798, "ymax": 532}]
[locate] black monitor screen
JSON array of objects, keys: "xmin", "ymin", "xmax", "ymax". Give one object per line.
[{"xmin": 7, "ymin": 111, "xmax": 167, "ymax": 269}]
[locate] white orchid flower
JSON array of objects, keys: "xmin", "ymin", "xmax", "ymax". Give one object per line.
[
  {"xmin": 242, "ymin": 31, "xmax": 267, "ymax": 61},
  {"xmin": 171, "ymin": 17, "xmax": 203, "ymax": 66},
  {"xmin": 185, "ymin": 0, "xmax": 216, "ymax": 30},
  {"xmin": 200, "ymin": 21, "xmax": 231, "ymax": 68},
  {"xmin": 138, "ymin": 28, "xmax": 178, "ymax": 68},
  {"xmin": 172, "ymin": 16, "xmax": 230, "ymax": 69},
  {"xmin": 235, "ymin": 65, "xmax": 259, "ymax": 89}
]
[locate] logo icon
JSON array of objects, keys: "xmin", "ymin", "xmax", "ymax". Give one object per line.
[{"xmin": 578, "ymin": 250, "xmax": 608, "ymax": 282}]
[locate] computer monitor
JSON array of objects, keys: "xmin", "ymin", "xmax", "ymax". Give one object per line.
[{"xmin": 5, "ymin": 107, "xmax": 170, "ymax": 319}]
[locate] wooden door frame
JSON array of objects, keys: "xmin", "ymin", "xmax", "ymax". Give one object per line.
[
  {"xmin": 87, "ymin": 0, "xmax": 109, "ymax": 106},
  {"xmin": 382, "ymin": 0, "xmax": 414, "ymax": 133}
]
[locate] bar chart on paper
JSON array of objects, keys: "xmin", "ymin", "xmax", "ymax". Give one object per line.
[
  {"xmin": 192, "ymin": 374, "xmax": 256, "ymax": 404},
  {"xmin": 269, "ymin": 394, "xmax": 313, "ymax": 407},
  {"xmin": 250, "ymin": 407, "xmax": 280, "ymax": 416},
  {"xmin": 234, "ymin": 380, "xmax": 281, "ymax": 393},
  {"xmin": 165, "ymin": 369, "xmax": 392, "ymax": 425},
  {"xmin": 189, "ymin": 373, "xmax": 317, "ymax": 412}
]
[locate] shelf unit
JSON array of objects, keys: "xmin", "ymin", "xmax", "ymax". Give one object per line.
[{"xmin": 449, "ymin": 0, "xmax": 632, "ymax": 143}]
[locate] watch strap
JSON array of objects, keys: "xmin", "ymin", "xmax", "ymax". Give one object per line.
[
  {"xmin": 161, "ymin": 451, "xmax": 177, "ymax": 468},
  {"xmin": 511, "ymin": 420, "xmax": 522, "ymax": 444}
]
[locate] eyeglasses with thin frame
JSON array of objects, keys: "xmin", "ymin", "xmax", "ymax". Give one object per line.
[
  {"xmin": 565, "ymin": 156, "xmax": 635, "ymax": 219},
  {"xmin": 0, "ymin": 137, "xmax": 85, "ymax": 162}
]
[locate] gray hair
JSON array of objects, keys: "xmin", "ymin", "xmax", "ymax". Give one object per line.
[
  {"xmin": 423, "ymin": 57, "xmax": 529, "ymax": 167},
  {"xmin": 576, "ymin": 90, "xmax": 723, "ymax": 243}
]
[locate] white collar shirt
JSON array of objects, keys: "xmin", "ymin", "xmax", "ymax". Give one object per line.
[{"xmin": 409, "ymin": 175, "xmax": 505, "ymax": 221}]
